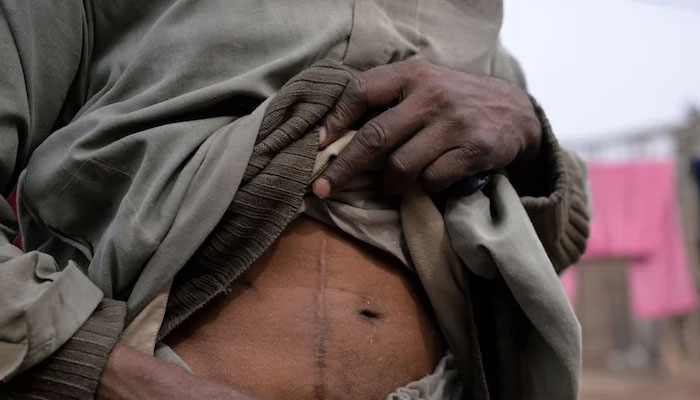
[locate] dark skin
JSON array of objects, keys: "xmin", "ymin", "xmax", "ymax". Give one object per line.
[
  {"xmin": 97, "ymin": 60, "xmax": 541, "ymax": 399},
  {"xmin": 312, "ymin": 60, "xmax": 541, "ymax": 198},
  {"xmin": 97, "ymin": 344, "xmax": 257, "ymax": 400}
]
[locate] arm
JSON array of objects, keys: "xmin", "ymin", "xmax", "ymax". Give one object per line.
[
  {"xmin": 311, "ymin": 60, "xmax": 590, "ymax": 271},
  {"xmin": 96, "ymin": 345, "xmax": 257, "ymax": 400}
]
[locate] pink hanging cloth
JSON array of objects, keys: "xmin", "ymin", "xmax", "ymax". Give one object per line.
[{"xmin": 562, "ymin": 161, "xmax": 698, "ymax": 319}]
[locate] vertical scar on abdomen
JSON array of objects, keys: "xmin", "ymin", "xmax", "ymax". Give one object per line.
[{"xmin": 313, "ymin": 237, "xmax": 328, "ymax": 400}]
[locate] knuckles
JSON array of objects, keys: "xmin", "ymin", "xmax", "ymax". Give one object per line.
[
  {"xmin": 456, "ymin": 139, "xmax": 486, "ymax": 160},
  {"xmin": 403, "ymin": 60, "xmax": 440, "ymax": 80},
  {"xmin": 327, "ymin": 153, "xmax": 355, "ymax": 181},
  {"xmin": 345, "ymin": 76, "xmax": 368, "ymax": 104},
  {"xmin": 328, "ymin": 76, "xmax": 367, "ymax": 126},
  {"xmin": 329, "ymin": 99, "xmax": 357, "ymax": 128},
  {"xmin": 425, "ymin": 83, "xmax": 456, "ymax": 108},
  {"xmin": 356, "ymin": 121, "xmax": 389, "ymax": 153}
]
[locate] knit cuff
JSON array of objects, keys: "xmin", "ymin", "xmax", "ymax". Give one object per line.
[
  {"xmin": 516, "ymin": 97, "xmax": 591, "ymax": 273},
  {"xmin": 2, "ymin": 298, "xmax": 126, "ymax": 399}
]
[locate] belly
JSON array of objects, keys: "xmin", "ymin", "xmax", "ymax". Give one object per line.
[{"xmin": 165, "ymin": 216, "xmax": 444, "ymax": 400}]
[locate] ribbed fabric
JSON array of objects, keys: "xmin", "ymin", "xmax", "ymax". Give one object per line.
[
  {"xmin": 1, "ymin": 299, "xmax": 126, "ymax": 399},
  {"xmin": 160, "ymin": 61, "xmax": 354, "ymax": 338},
  {"xmin": 519, "ymin": 98, "xmax": 591, "ymax": 273}
]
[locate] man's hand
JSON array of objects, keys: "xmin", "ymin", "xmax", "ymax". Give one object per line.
[
  {"xmin": 312, "ymin": 60, "xmax": 542, "ymax": 198},
  {"xmin": 97, "ymin": 344, "xmax": 257, "ymax": 400}
]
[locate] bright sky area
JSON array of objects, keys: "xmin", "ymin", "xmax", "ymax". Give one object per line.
[{"xmin": 501, "ymin": 0, "xmax": 700, "ymax": 143}]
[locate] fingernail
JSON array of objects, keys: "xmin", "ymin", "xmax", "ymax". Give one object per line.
[
  {"xmin": 318, "ymin": 127, "xmax": 327, "ymax": 148},
  {"xmin": 312, "ymin": 178, "xmax": 331, "ymax": 199}
]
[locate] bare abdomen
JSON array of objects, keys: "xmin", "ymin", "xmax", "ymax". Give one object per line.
[{"xmin": 165, "ymin": 216, "xmax": 444, "ymax": 399}]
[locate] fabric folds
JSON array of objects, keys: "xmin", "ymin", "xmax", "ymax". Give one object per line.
[
  {"xmin": 1, "ymin": 299, "xmax": 126, "ymax": 399},
  {"xmin": 161, "ymin": 61, "xmax": 354, "ymax": 337}
]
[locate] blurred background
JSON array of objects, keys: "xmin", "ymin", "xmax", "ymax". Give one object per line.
[{"xmin": 502, "ymin": 1, "xmax": 700, "ymax": 399}]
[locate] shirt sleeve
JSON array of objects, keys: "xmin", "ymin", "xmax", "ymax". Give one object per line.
[
  {"xmin": 513, "ymin": 98, "xmax": 591, "ymax": 273},
  {"xmin": 0, "ymin": 1, "xmax": 126, "ymax": 395},
  {"xmin": 490, "ymin": 43, "xmax": 591, "ymax": 272}
]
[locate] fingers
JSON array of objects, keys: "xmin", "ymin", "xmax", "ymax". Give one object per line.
[
  {"xmin": 421, "ymin": 145, "xmax": 487, "ymax": 192},
  {"xmin": 320, "ymin": 63, "xmax": 410, "ymax": 147},
  {"xmin": 315, "ymin": 60, "xmax": 505, "ymax": 196},
  {"xmin": 381, "ymin": 124, "xmax": 447, "ymax": 195},
  {"xmin": 313, "ymin": 96, "xmax": 426, "ymax": 198}
]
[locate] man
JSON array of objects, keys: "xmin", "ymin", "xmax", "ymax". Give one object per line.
[{"xmin": 0, "ymin": 1, "xmax": 588, "ymax": 399}]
